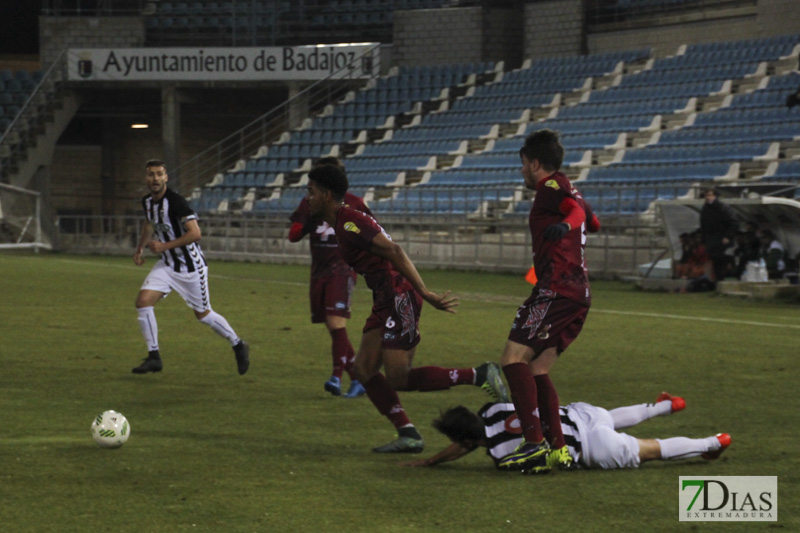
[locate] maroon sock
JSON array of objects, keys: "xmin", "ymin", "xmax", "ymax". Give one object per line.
[
  {"xmin": 406, "ymin": 366, "xmax": 476, "ymax": 391},
  {"xmin": 363, "ymin": 373, "xmax": 411, "ymax": 429},
  {"xmin": 344, "ymin": 346, "xmax": 358, "ymax": 381},
  {"xmin": 502, "ymin": 362, "xmax": 543, "ymax": 443},
  {"xmin": 535, "ymin": 374, "xmax": 565, "ymax": 449},
  {"xmin": 344, "ymin": 343, "xmax": 357, "ymax": 381},
  {"xmin": 329, "ymin": 327, "xmax": 352, "ymax": 379}
]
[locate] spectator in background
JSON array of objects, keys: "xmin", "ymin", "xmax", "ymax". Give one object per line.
[
  {"xmin": 699, "ymin": 188, "xmax": 737, "ymax": 285},
  {"xmin": 288, "ymin": 157, "xmax": 370, "ymax": 399},
  {"xmin": 672, "ymin": 233, "xmax": 692, "ymax": 280},
  {"xmin": 759, "ymin": 229, "xmax": 786, "ymax": 280},
  {"xmin": 673, "ymin": 231, "xmax": 708, "ymax": 281},
  {"xmin": 732, "ymin": 222, "xmax": 761, "ymax": 279}
]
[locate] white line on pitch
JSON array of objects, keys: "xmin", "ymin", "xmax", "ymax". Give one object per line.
[{"xmin": 50, "ymin": 258, "xmax": 800, "ymax": 330}]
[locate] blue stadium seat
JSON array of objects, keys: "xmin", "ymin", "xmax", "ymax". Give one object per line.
[
  {"xmin": 378, "ymin": 187, "xmax": 507, "ymax": 216},
  {"xmin": 557, "ymin": 98, "xmax": 689, "ymax": 119},
  {"xmin": 345, "ymin": 170, "xmax": 401, "ymax": 187},
  {"xmin": 345, "ymin": 155, "xmax": 430, "ymax": 172},
  {"xmin": 391, "ymin": 124, "xmax": 495, "ymax": 142},
  {"xmin": 5, "ymin": 80, "xmax": 22, "ymax": 93},
  {"xmin": 658, "ymin": 123, "xmax": 798, "ymax": 145},
  {"xmin": 694, "ymin": 107, "xmax": 800, "ymax": 127},
  {"xmin": 585, "ymin": 162, "xmax": 731, "ymax": 183},
  {"xmin": 588, "ymin": 80, "xmax": 724, "ymax": 103},
  {"xmin": 527, "ymin": 115, "xmax": 654, "ymax": 135},
  {"xmin": 621, "ymin": 63, "xmax": 760, "ymax": 86},
  {"xmin": 426, "ymin": 169, "xmax": 517, "ymax": 186},
  {"xmin": 621, "ymin": 142, "xmax": 771, "ymax": 164},
  {"xmin": 771, "ymin": 160, "xmax": 800, "ymax": 182}
]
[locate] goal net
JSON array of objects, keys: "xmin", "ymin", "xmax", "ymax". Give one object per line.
[{"xmin": 0, "ymin": 182, "xmax": 50, "ymax": 250}]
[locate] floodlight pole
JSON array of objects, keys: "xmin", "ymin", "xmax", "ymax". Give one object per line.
[{"xmin": 162, "ymin": 85, "xmax": 182, "ymax": 193}]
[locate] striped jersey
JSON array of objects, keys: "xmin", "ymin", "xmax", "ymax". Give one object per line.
[
  {"xmin": 141, "ymin": 188, "xmax": 206, "ymax": 273},
  {"xmin": 478, "ymin": 402, "xmax": 583, "ymax": 467}
]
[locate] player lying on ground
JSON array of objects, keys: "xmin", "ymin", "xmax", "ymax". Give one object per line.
[{"xmin": 400, "ymin": 393, "xmax": 731, "ymax": 473}]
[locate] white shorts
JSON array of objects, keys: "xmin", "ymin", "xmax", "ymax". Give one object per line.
[
  {"xmin": 567, "ymin": 402, "xmax": 641, "ymax": 469},
  {"xmin": 140, "ymin": 260, "xmax": 211, "ymax": 313}
]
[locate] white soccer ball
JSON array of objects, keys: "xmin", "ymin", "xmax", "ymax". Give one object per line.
[{"xmin": 91, "ymin": 410, "xmax": 131, "ymax": 448}]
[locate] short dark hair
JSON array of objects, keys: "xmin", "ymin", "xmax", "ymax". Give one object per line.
[
  {"xmin": 145, "ymin": 159, "xmax": 166, "ymax": 171},
  {"xmin": 308, "ymin": 164, "xmax": 349, "ymax": 200},
  {"xmin": 313, "ymin": 156, "xmax": 345, "ymax": 170},
  {"xmin": 432, "ymin": 406, "xmax": 484, "ymax": 445},
  {"xmin": 519, "ymin": 129, "xmax": 564, "ymax": 171}
]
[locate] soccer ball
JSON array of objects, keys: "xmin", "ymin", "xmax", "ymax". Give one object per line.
[{"xmin": 91, "ymin": 410, "xmax": 130, "ymax": 448}]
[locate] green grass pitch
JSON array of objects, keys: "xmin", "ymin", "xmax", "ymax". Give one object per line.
[{"xmin": 0, "ymin": 253, "xmax": 797, "ymax": 532}]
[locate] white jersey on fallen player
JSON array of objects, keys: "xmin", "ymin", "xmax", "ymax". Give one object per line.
[
  {"xmin": 476, "ymin": 399, "xmax": 727, "ymax": 470},
  {"xmin": 480, "ymin": 402, "xmax": 582, "ymax": 467}
]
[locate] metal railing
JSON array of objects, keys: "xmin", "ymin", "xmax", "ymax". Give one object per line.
[{"xmin": 52, "ymin": 212, "xmax": 666, "ymax": 278}]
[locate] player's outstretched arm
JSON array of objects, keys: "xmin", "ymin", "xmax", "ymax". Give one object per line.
[
  {"xmin": 399, "ymin": 442, "xmax": 474, "ymax": 467},
  {"xmin": 369, "ymin": 232, "xmax": 459, "ymax": 313}
]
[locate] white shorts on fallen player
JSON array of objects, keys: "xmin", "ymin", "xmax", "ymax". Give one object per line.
[
  {"xmin": 566, "ymin": 402, "xmax": 641, "ymax": 469},
  {"xmin": 141, "ymin": 260, "xmax": 211, "ymax": 313}
]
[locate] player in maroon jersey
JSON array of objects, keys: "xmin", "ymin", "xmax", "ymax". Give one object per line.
[
  {"xmin": 289, "ymin": 157, "xmax": 371, "ymax": 398},
  {"xmin": 497, "ymin": 129, "xmax": 601, "ymax": 474},
  {"xmin": 305, "ymin": 163, "xmax": 506, "ymax": 453}
]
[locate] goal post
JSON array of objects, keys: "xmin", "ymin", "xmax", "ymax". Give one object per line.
[{"xmin": 0, "ymin": 182, "xmax": 50, "ymax": 251}]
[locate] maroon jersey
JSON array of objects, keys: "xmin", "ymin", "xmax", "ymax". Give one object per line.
[
  {"xmin": 290, "ymin": 193, "xmax": 371, "ymax": 279},
  {"xmin": 529, "ymin": 172, "xmax": 591, "ymax": 306},
  {"xmin": 333, "ymin": 205, "xmax": 414, "ymax": 308}
]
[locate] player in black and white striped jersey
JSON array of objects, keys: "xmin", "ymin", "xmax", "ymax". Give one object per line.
[
  {"xmin": 399, "ymin": 393, "xmax": 731, "ymax": 471},
  {"xmin": 132, "ymin": 159, "xmax": 249, "ymax": 375}
]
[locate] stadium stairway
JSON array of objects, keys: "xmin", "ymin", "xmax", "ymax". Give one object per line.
[{"xmin": 0, "ymin": 58, "xmax": 81, "ymax": 196}]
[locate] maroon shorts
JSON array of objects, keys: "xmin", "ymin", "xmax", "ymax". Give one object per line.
[
  {"xmin": 507, "ymin": 288, "xmax": 589, "ymax": 356},
  {"xmin": 363, "ymin": 289, "xmax": 423, "ymax": 350},
  {"xmin": 309, "ymin": 273, "xmax": 356, "ymax": 323}
]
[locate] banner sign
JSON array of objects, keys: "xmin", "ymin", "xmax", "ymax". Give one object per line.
[
  {"xmin": 67, "ymin": 44, "xmax": 379, "ymax": 81},
  {"xmin": 679, "ymin": 477, "xmax": 777, "ymax": 522}
]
